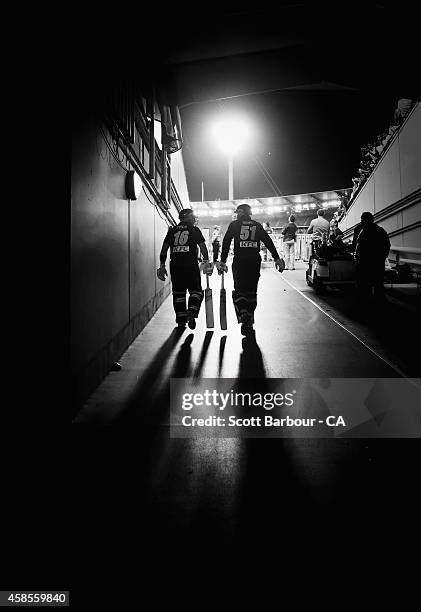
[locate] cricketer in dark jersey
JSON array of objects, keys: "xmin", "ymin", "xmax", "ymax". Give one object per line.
[
  {"xmin": 218, "ymin": 204, "xmax": 284, "ymax": 334},
  {"xmin": 157, "ymin": 209, "xmax": 212, "ymax": 328}
]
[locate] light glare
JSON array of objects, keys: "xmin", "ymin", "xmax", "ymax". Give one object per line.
[{"xmin": 210, "ymin": 115, "xmax": 252, "ymax": 156}]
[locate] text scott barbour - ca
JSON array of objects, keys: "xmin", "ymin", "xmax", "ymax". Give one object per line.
[{"xmin": 181, "ymin": 415, "xmax": 346, "ymax": 428}]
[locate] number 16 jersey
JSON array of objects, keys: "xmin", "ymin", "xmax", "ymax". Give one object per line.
[{"xmin": 164, "ymin": 223, "xmax": 206, "ymax": 268}]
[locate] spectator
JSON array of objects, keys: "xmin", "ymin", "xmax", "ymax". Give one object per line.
[
  {"xmin": 351, "ymin": 176, "xmax": 360, "ymax": 194},
  {"xmin": 354, "ymin": 212, "xmax": 391, "ymax": 305},
  {"xmin": 375, "ymin": 135, "xmax": 386, "ymax": 156},
  {"xmin": 331, "ymin": 225, "xmax": 344, "ymax": 243},
  {"xmin": 282, "ymin": 214, "xmax": 298, "ymax": 270},
  {"xmin": 387, "ymin": 124, "xmax": 399, "ymax": 139},
  {"xmin": 261, "ymin": 221, "xmax": 272, "ymax": 261},
  {"xmin": 308, "ymin": 208, "xmax": 330, "ymax": 240},
  {"xmin": 307, "ymin": 208, "xmax": 330, "ymax": 256},
  {"xmin": 350, "ymin": 100, "xmax": 419, "ymax": 210},
  {"xmin": 323, "ymin": 227, "xmax": 348, "ymax": 258},
  {"xmin": 337, "ymin": 203, "xmax": 346, "ymax": 222},
  {"xmin": 340, "ymin": 194, "xmax": 349, "ymax": 209},
  {"xmin": 368, "ymin": 143, "xmax": 379, "ymax": 163},
  {"xmin": 211, "ymin": 225, "xmax": 221, "ymax": 262},
  {"xmin": 394, "ymin": 98, "xmax": 414, "ymax": 124}
]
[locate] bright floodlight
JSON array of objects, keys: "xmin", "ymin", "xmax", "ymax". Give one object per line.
[{"xmin": 210, "ymin": 115, "xmax": 252, "ymax": 156}]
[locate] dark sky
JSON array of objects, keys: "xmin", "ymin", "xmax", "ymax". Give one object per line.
[{"xmin": 181, "ymin": 90, "xmax": 398, "ymax": 202}]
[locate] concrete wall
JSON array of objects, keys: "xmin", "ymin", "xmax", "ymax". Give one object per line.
[
  {"xmin": 339, "ymin": 103, "xmax": 421, "ymax": 248},
  {"xmin": 71, "ymin": 120, "xmax": 186, "ymax": 412}
]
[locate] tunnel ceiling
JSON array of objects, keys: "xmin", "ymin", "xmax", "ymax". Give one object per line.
[
  {"xmin": 158, "ymin": 1, "xmax": 419, "ymax": 106},
  {"xmin": 71, "ymin": 1, "xmax": 419, "ymax": 202},
  {"xmin": 73, "ymin": 1, "xmax": 418, "ymax": 110}
]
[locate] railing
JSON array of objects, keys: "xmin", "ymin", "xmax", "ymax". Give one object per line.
[
  {"xmin": 387, "ymin": 246, "xmax": 421, "ymax": 295},
  {"xmin": 389, "ymin": 246, "xmax": 421, "ymax": 268}
]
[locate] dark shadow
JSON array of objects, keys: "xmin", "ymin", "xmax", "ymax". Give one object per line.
[
  {"xmin": 172, "ymin": 333, "xmax": 194, "ymax": 378},
  {"xmin": 218, "ymin": 336, "xmax": 227, "ymax": 376},
  {"xmin": 193, "ymin": 331, "xmax": 214, "ymax": 379},
  {"xmin": 131, "ymin": 326, "xmax": 184, "ymax": 387},
  {"xmin": 312, "ymin": 287, "xmax": 421, "ymax": 376},
  {"xmin": 113, "ymin": 327, "xmax": 186, "ymax": 426},
  {"xmin": 237, "ymin": 334, "xmax": 267, "ymax": 379},
  {"xmin": 234, "ymin": 334, "xmax": 273, "ymax": 422},
  {"xmin": 116, "ymin": 331, "xmax": 194, "ymax": 431}
]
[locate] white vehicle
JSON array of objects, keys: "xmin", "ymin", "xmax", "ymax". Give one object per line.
[{"xmin": 306, "ymin": 250, "xmax": 356, "ymax": 294}]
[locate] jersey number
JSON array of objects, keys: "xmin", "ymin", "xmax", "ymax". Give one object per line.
[
  {"xmin": 174, "ymin": 230, "xmax": 189, "ymax": 245},
  {"xmin": 240, "ymin": 226, "xmax": 257, "ymax": 240}
]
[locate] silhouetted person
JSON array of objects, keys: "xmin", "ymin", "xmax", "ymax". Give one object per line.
[
  {"xmin": 282, "ymin": 214, "xmax": 298, "ymax": 270},
  {"xmin": 354, "ymin": 212, "xmax": 390, "ymax": 305},
  {"xmin": 211, "ymin": 225, "xmax": 221, "ymax": 262},
  {"xmin": 307, "ymin": 208, "xmax": 330, "ymax": 256},
  {"xmin": 393, "ymin": 98, "xmax": 414, "ymax": 124},
  {"xmin": 157, "ymin": 209, "xmax": 212, "ymax": 329},
  {"xmin": 328, "ymin": 227, "xmax": 349, "ymax": 257},
  {"xmin": 217, "ymin": 204, "xmax": 285, "ymax": 337},
  {"xmin": 261, "ymin": 221, "xmax": 272, "ymax": 261}
]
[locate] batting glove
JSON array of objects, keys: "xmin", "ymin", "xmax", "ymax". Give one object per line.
[
  {"xmin": 157, "ymin": 265, "xmax": 168, "ymax": 281},
  {"xmin": 216, "ymin": 262, "xmax": 228, "ymax": 275},
  {"xmin": 275, "ymin": 258, "xmax": 285, "ymax": 273},
  {"xmin": 200, "ymin": 260, "xmax": 213, "ymax": 275}
]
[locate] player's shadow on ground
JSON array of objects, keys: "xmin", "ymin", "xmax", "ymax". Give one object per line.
[
  {"xmin": 193, "ymin": 331, "xmax": 213, "ymax": 378},
  {"xmin": 115, "ymin": 327, "xmax": 191, "ymax": 428},
  {"xmin": 117, "ymin": 329, "xmax": 216, "ymax": 431},
  {"xmin": 218, "ymin": 336, "xmax": 227, "ymax": 376},
  {"xmin": 237, "ymin": 334, "xmax": 267, "ymax": 379}
]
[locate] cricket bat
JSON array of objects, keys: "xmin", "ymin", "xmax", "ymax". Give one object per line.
[
  {"xmin": 205, "ymin": 273, "xmax": 214, "ymax": 328},
  {"xmin": 220, "ymin": 272, "xmax": 227, "ymax": 330}
]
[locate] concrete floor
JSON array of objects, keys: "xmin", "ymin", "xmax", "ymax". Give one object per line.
[
  {"xmin": 75, "ymin": 262, "xmax": 406, "ymax": 425},
  {"xmin": 72, "ymin": 263, "xmax": 420, "ymax": 594}
]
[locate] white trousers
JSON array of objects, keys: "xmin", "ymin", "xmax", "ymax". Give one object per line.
[{"xmin": 283, "ymin": 240, "xmax": 295, "ymax": 269}]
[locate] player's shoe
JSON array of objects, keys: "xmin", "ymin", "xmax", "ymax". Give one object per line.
[
  {"xmin": 177, "ymin": 320, "xmax": 186, "ymax": 328},
  {"xmin": 187, "ymin": 312, "xmax": 196, "ymax": 330}
]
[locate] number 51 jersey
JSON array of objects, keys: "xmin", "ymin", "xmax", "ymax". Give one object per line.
[
  {"xmin": 221, "ymin": 219, "xmax": 280, "ymax": 262},
  {"xmin": 164, "ymin": 223, "xmax": 206, "ymax": 268}
]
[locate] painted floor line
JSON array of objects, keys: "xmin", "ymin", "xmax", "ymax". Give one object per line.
[{"xmin": 273, "ymin": 269, "xmax": 408, "ymax": 380}]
